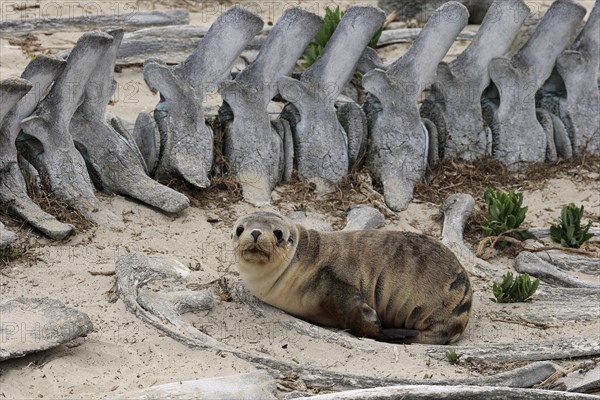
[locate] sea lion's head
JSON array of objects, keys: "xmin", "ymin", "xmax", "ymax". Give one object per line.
[{"xmin": 232, "ymin": 211, "xmax": 297, "ymax": 267}]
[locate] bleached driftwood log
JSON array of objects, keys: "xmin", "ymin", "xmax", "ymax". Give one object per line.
[
  {"xmin": 18, "ymin": 32, "xmax": 123, "ymax": 229},
  {"xmin": 441, "ymin": 193, "xmax": 498, "ymax": 278},
  {"xmin": 515, "ymin": 251, "xmax": 600, "ymax": 289},
  {"xmin": 109, "ymin": 371, "xmax": 277, "ymax": 400},
  {"xmin": 279, "ymin": 6, "xmax": 385, "ymax": 185},
  {"xmin": 541, "ymin": 0, "xmax": 600, "ymax": 156},
  {"xmin": 143, "ymin": 5, "xmax": 262, "ymax": 188},
  {"xmin": 115, "ymin": 252, "xmax": 561, "ymax": 391},
  {"xmin": 308, "ymin": 384, "xmax": 600, "ymax": 399},
  {"xmin": 0, "ymin": 8, "xmax": 189, "ymax": 37},
  {"xmin": 421, "ymin": 0, "xmax": 529, "ymax": 160},
  {"xmin": 0, "ymin": 57, "xmax": 74, "ymax": 240},
  {"xmin": 220, "ymin": 8, "xmax": 322, "ymax": 204},
  {"xmin": 364, "ymin": 2, "xmax": 468, "ymax": 211},
  {"xmin": 427, "ymin": 337, "xmax": 600, "ymax": 363},
  {"xmin": 487, "ymin": 0, "xmax": 585, "ymax": 167},
  {"xmin": 0, "ymin": 297, "xmax": 93, "ymax": 361},
  {"xmin": 68, "ymin": 29, "xmax": 189, "ymax": 214}
]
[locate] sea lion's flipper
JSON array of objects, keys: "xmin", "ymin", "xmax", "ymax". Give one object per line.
[
  {"xmin": 320, "ymin": 289, "xmax": 384, "ymax": 338},
  {"xmin": 379, "ymin": 328, "xmax": 420, "ymax": 340}
]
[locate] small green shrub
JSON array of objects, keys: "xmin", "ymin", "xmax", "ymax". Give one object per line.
[
  {"xmin": 491, "ymin": 272, "xmax": 539, "ymax": 303},
  {"xmin": 301, "ymin": 6, "xmax": 382, "ymax": 68},
  {"xmin": 481, "ymin": 187, "xmax": 528, "ymax": 236},
  {"xmin": 445, "ymin": 349, "xmax": 460, "ymax": 365},
  {"xmin": 550, "ymin": 204, "xmax": 594, "ymax": 248}
]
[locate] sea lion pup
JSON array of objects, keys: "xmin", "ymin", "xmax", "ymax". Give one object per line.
[{"xmin": 232, "ymin": 211, "xmax": 472, "ymax": 345}]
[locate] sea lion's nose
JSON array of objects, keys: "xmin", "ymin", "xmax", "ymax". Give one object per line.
[{"xmin": 251, "ymin": 230, "xmax": 261, "ymax": 241}]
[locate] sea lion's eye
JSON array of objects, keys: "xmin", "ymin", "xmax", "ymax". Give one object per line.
[
  {"xmin": 273, "ymin": 230, "xmax": 283, "ymax": 241},
  {"xmin": 236, "ymin": 226, "xmax": 245, "ymax": 237}
]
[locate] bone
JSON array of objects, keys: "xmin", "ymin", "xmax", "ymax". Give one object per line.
[
  {"xmin": 546, "ymin": 0, "xmax": 600, "ymax": 156},
  {"xmin": 534, "ymin": 250, "xmax": 600, "ymax": 275},
  {"xmin": 336, "ymin": 101, "xmax": 369, "ymax": 170},
  {"xmin": 422, "ymin": 0, "xmax": 529, "ymax": 160},
  {"xmin": 553, "ymin": 364, "xmax": 600, "ymax": 393},
  {"xmin": 536, "ymin": 108, "xmax": 558, "ymax": 162},
  {"xmin": 279, "ymin": 6, "xmax": 386, "ymax": 184},
  {"xmin": 145, "ymin": 6, "xmax": 263, "ymax": 188},
  {"xmin": 516, "ymin": 251, "xmax": 600, "ymax": 289},
  {"xmin": 0, "ymin": 8, "xmax": 190, "ymax": 37},
  {"xmin": 17, "ymin": 32, "xmax": 123, "ymax": 230},
  {"xmin": 0, "ymin": 70, "xmax": 74, "ymax": 240},
  {"xmin": 343, "ymin": 205, "xmax": 385, "ymax": 231},
  {"xmin": 68, "ymin": 30, "xmax": 189, "ymax": 214},
  {"xmin": 488, "ymin": 0, "xmax": 586, "ymax": 168},
  {"xmin": 132, "ymin": 111, "xmax": 160, "ymax": 177},
  {"xmin": 0, "ymin": 223, "xmax": 17, "ymax": 249},
  {"xmin": 220, "ymin": 7, "xmax": 322, "ymax": 204},
  {"xmin": 364, "ymin": 2, "xmax": 468, "ymax": 211}
]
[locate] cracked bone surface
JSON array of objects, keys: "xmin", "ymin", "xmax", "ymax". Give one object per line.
[
  {"xmin": 488, "ymin": 0, "xmax": 586, "ymax": 168},
  {"xmin": 422, "ymin": 0, "xmax": 529, "ymax": 160},
  {"xmin": 68, "ymin": 30, "xmax": 189, "ymax": 214},
  {"xmin": 364, "ymin": 2, "xmax": 468, "ymax": 211},
  {"xmin": 542, "ymin": 0, "xmax": 600, "ymax": 156},
  {"xmin": 17, "ymin": 32, "xmax": 123, "ymax": 230},
  {"xmin": 144, "ymin": 5, "xmax": 263, "ymax": 188},
  {"xmin": 219, "ymin": 7, "xmax": 323, "ymax": 204},
  {"xmin": 0, "ymin": 57, "xmax": 74, "ymax": 240},
  {"xmin": 278, "ymin": 5, "xmax": 386, "ymax": 184}
]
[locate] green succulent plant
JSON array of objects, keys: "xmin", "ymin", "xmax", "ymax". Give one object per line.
[
  {"xmin": 550, "ymin": 204, "xmax": 594, "ymax": 248},
  {"xmin": 491, "ymin": 272, "xmax": 539, "ymax": 303},
  {"xmin": 481, "ymin": 187, "xmax": 528, "ymax": 236},
  {"xmin": 301, "ymin": 6, "xmax": 382, "ymax": 69},
  {"xmin": 445, "ymin": 348, "xmax": 460, "ymax": 365}
]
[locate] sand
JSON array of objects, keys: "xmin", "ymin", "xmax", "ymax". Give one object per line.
[{"xmin": 0, "ymin": 1, "xmax": 599, "ymax": 398}]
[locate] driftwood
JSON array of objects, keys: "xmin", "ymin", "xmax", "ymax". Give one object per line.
[
  {"xmin": 553, "ymin": 364, "xmax": 600, "ymax": 393},
  {"xmin": 115, "ymin": 252, "xmax": 562, "ymax": 391},
  {"xmin": 534, "ymin": 250, "xmax": 600, "ymax": 275},
  {"xmin": 515, "ymin": 252, "xmax": 600, "ymax": 289},
  {"xmin": 427, "ymin": 337, "xmax": 600, "ymax": 363},
  {"xmin": 489, "ymin": 284, "xmax": 600, "ymax": 323},
  {"xmin": 309, "ymin": 384, "xmax": 600, "ymax": 399},
  {"xmin": 441, "ymin": 193, "xmax": 499, "ymax": 278},
  {"xmin": 0, "ymin": 8, "xmax": 189, "ymax": 37},
  {"xmin": 0, "ymin": 58, "xmax": 74, "ymax": 240},
  {"xmin": 0, "ymin": 297, "xmax": 93, "ymax": 361},
  {"xmin": 528, "ymin": 227, "xmax": 600, "ymax": 239},
  {"xmin": 364, "ymin": 2, "xmax": 468, "ymax": 211},
  {"xmin": 109, "ymin": 371, "xmax": 277, "ymax": 400}
]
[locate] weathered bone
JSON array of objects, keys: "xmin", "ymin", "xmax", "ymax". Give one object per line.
[
  {"xmin": 17, "ymin": 32, "xmax": 123, "ymax": 229},
  {"xmin": 542, "ymin": 0, "xmax": 600, "ymax": 156},
  {"xmin": 278, "ymin": 6, "xmax": 386, "ymax": 184},
  {"xmin": 421, "ymin": 0, "xmax": 529, "ymax": 160},
  {"xmin": 488, "ymin": 0, "xmax": 586, "ymax": 167},
  {"xmin": 364, "ymin": 2, "xmax": 468, "ymax": 211},
  {"xmin": 0, "ymin": 57, "xmax": 74, "ymax": 240},
  {"xmin": 515, "ymin": 251, "xmax": 600, "ymax": 289},
  {"xmin": 144, "ymin": 5, "xmax": 263, "ymax": 188},
  {"xmin": 68, "ymin": 29, "xmax": 189, "ymax": 214},
  {"xmin": 553, "ymin": 364, "xmax": 600, "ymax": 393},
  {"xmin": 343, "ymin": 205, "xmax": 385, "ymax": 231},
  {"xmin": 220, "ymin": 7, "xmax": 322, "ymax": 204}
]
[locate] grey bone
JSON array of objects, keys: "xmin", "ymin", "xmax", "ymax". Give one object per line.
[
  {"xmin": 0, "ymin": 8, "xmax": 190, "ymax": 37},
  {"xmin": 68, "ymin": 29, "xmax": 189, "ymax": 214},
  {"xmin": 220, "ymin": 7, "xmax": 322, "ymax": 204},
  {"xmin": 488, "ymin": 0, "xmax": 586, "ymax": 168},
  {"xmin": 116, "ymin": 252, "xmax": 560, "ymax": 391},
  {"xmin": 364, "ymin": 2, "xmax": 468, "ymax": 211},
  {"xmin": 543, "ymin": 0, "xmax": 600, "ymax": 156},
  {"xmin": 0, "ymin": 57, "xmax": 74, "ymax": 240},
  {"xmin": 422, "ymin": 0, "xmax": 530, "ymax": 160},
  {"xmin": 18, "ymin": 32, "xmax": 123, "ymax": 230},
  {"xmin": 343, "ymin": 205, "xmax": 385, "ymax": 231},
  {"xmin": 278, "ymin": 6, "xmax": 386, "ymax": 184},
  {"xmin": 144, "ymin": 5, "xmax": 263, "ymax": 188}
]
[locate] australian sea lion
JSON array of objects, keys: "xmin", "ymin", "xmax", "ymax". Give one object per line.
[{"xmin": 232, "ymin": 211, "xmax": 472, "ymax": 344}]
